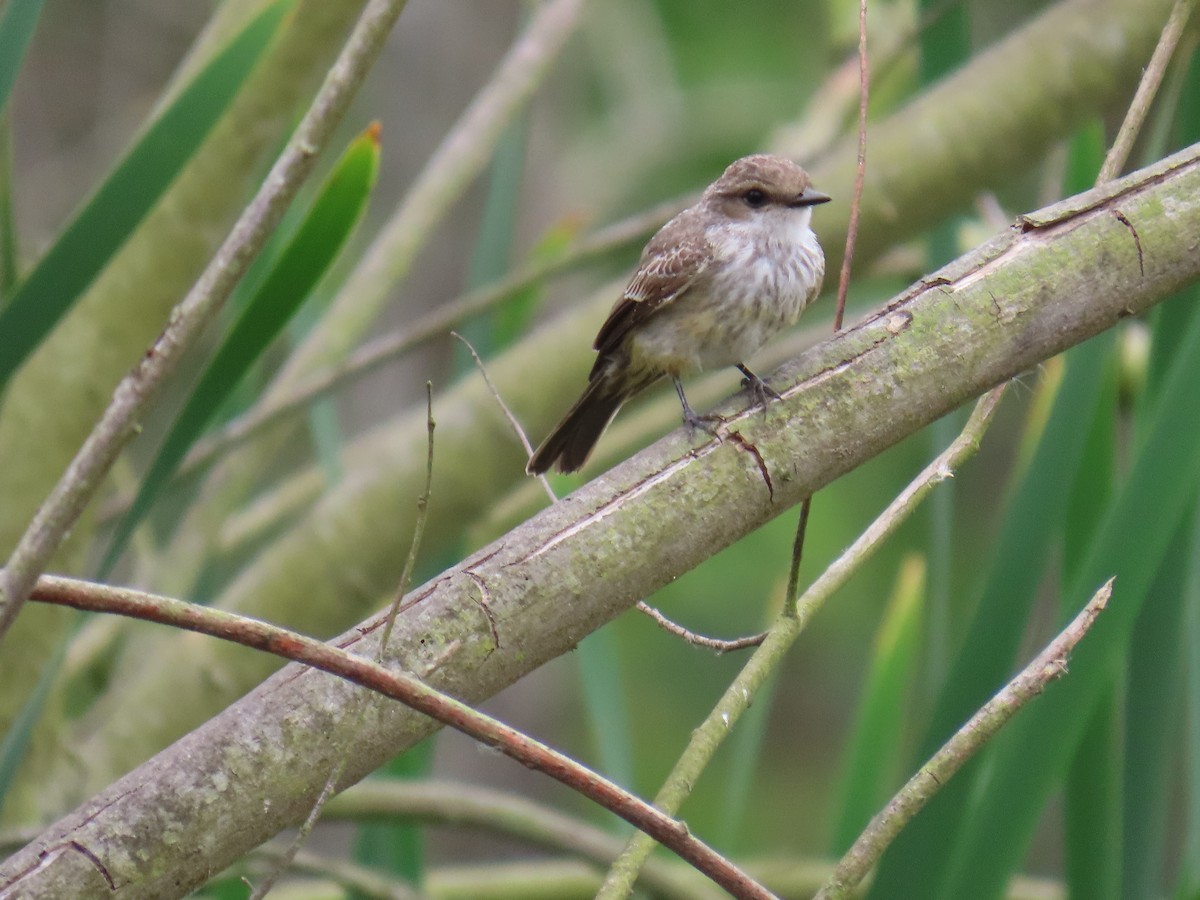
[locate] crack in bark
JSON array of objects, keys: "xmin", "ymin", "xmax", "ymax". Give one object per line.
[
  {"xmin": 464, "ymin": 570, "xmax": 500, "ymax": 651},
  {"xmin": 1112, "ymin": 209, "xmax": 1145, "ymax": 275},
  {"xmin": 726, "ymin": 432, "xmax": 774, "ymax": 501}
]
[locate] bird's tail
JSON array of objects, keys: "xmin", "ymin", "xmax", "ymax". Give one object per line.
[{"xmin": 527, "ymin": 373, "xmax": 639, "ymax": 475}]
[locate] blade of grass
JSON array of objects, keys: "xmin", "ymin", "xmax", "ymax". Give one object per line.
[
  {"xmin": 1122, "ymin": 523, "xmax": 1189, "ymax": 899},
  {"xmin": 0, "ymin": 628, "xmax": 66, "ymax": 813},
  {"xmin": 351, "ymin": 740, "xmax": 435, "ymax": 894},
  {"xmin": 0, "ymin": 0, "xmax": 45, "ymax": 121},
  {"xmin": 917, "ymin": 0, "xmax": 970, "ymax": 696},
  {"xmin": 831, "ymin": 554, "xmax": 925, "ymax": 854},
  {"xmin": 0, "ymin": 112, "xmax": 16, "ymax": 301},
  {"xmin": 0, "ymin": 0, "xmax": 292, "ymax": 388},
  {"xmin": 936, "ymin": 293, "xmax": 1200, "ymax": 900},
  {"xmin": 578, "ymin": 628, "xmax": 636, "ymax": 796},
  {"xmin": 1061, "ymin": 118, "xmax": 1122, "ymax": 900},
  {"xmin": 99, "ymin": 123, "xmax": 380, "ymax": 577},
  {"xmin": 1116, "ymin": 279, "xmax": 1200, "ymax": 898},
  {"xmin": 867, "ymin": 331, "xmax": 1113, "ymax": 899},
  {"xmin": 452, "ymin": 115, "xmax": 526, "ymax": 369},
  {"xmin": 1173, "ymin": 498, "xmax": 1200, "ymax": 899},
  {"xmin": 1062, "ymin": 353, "xmax": 1120, "ymax": 900}
]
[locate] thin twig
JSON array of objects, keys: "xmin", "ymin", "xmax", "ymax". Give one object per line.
[
  {"xmin": 809, "ymin": 12, "xmax": 1196, "ymax": 894},
  {"xmin": 251, "ymin": 845, "xmax": 426, "ymax": 900},
  {"xmin": 0, "ymin": 0, "xmax": 410, "ymax": 642},
  {"xmin": 596, "ymin": 386, "xmax": 1007, "ymax": 898},
  {"xmin": 832, "ymin": 0, "xmax": 870, "ymax": 333},
  {"xmin": 783, "ymin": 496, "xmax": 813, "ymax": 610},
  {"xmin": 26, "ymin": 574, "xmax": 774, "ymax": 900},
  {"xmin": 247, "ymin": 384, "xmax": 436, "ymax": 899},
  {"xmin": 158, "ymin": 4, "xmax": 895, "ymax": 497},
  {"xmin": 815, "ymin": 578, "xmax": 1113, "ymax": 900},
  {"xmin": 1095, "ymin": 0, "xmax": 1195, "ymax": 185},
  {"xmin": 268, "ymin": 0, "xmax": 588, "ymax": 390},
  {"xmin": 450, "ymin": 331, "xmax": 554, "ymax": 501},
  {"xmin": 634, "ymin": 601, "xmax": 768, "ymax": 652},
  {"xmin": 161, "ymin": 198, "xmax": 683, "ymax": 487},
  {"xmin": 324, "ymin": 779, "xmax": 718, "ymax": 900},
  {"xmin": 455, "ymin": 331, "xmax": 757, "ymax": 651}
]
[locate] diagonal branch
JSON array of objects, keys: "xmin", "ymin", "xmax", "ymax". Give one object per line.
[
  {"xmin": 15, "ymin": 574, "xmax": 773, "ymax": 900},
  {"xmin": 4, "ymin": 144, "xmax": 1199, "ymax": 899},
  {"xmin": 68, "ymin": 0, "xmax": 1184, "ymax": 772},
  {"xmin": 815, "ymin": 578, "xmax": 1113, "ymax": 899}
]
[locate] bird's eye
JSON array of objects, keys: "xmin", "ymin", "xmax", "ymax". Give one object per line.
[{"xmin": 743, "ymin": 188, "xmax": 767, "ymax": 208}]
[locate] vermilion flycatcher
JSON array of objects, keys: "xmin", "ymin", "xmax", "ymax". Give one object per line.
[{"xmin": 527, "ymin": 154, "xmax": 829, "ymax": 475}]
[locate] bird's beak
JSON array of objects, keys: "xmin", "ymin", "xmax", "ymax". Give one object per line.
[{"xmin": 792, "ymin": 187, "xmax": 831, "ymax": 207}]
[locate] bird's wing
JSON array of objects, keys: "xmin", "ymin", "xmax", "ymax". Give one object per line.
[{"xmin": 592, "ymin": 218, "xmax": 710, "ymax": 358}]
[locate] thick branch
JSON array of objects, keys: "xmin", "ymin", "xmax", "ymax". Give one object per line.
[
  {"xmin": 65, "ymin": 0, "xmax": 1183, "ymax": 790},
  {"xmin": 6, "ymin": 144, "xmax": 1200, "ymax": 899}
]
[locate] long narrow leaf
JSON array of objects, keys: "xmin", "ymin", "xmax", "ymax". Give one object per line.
[
  {"xmin": 0, "ymin": 0, "xmax": 292, "ymax": 388},
  {"xmin": 100, "ymin": 124, "xmax": 381, "ymax": 576},
  {"xmin": 868, "ymin": 332, "xmax": 1112, "ymax": 899},
  {"xmin": 938, "ymin": 292, "xmax": 1200, "ymax": 900},
  {"xmin": 1063, "ymin": 341, "xmax": 1121, "ymax": 900},
  {"xmin": 831, "ymin": 554, "xmax": 924, "ymax": 853},
  {"xmin": 1122, "ymin": 524, "xmax": 1189, "ymax": 899},
  {"xmin": 0, "ymin": 0, "xmax": 45, "ymax": 121}
]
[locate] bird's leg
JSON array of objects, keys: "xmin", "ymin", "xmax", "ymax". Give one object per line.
[
  {"xmin": 737, "ymin": 364, "xmax": 783, "ymax": 413},
  {"xmin": 674, "ymin": 378, "xmax": 722, "ymax": 435}
]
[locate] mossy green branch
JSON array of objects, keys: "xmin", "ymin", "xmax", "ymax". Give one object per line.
[{"xmin": 26, "ymin": 145, "xmax": 1200, "ymax": 893}]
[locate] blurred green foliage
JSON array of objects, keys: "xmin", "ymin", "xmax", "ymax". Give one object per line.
[{"xmin": 2, "ymin": 1, "xmax": 1198, "ymax": 898}]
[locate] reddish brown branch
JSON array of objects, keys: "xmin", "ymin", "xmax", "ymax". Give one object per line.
[{"xmin": 27, "ymin": 574, "xmax": 775, "ymax": 900}]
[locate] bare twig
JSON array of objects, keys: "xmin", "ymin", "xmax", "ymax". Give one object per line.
[
  {"xmin": 160, "ymin": 199, "xmax": 683, "ymax": 487},
  {"xmin": 597, "ymin": 387, "xmax": 1007, "ymax": 898},
  {"xmin": 251, "ymin": 845, "xmax": 426, "ymax": 900},
  {"xmin": 832, "ymin": 0, "xmax": 870, "ymax": 333},
  {"xmin": 815, "ymin": 578, "xmax": 1113, "ymax": 900},
  {"xmin": 270, "ymin": 0, "xmax": 589, "ymax": 389},
  {"xmin": 324, "ymin": 780, "xmax": 719, "ymax": 900},
  {"xmin": 247, "ymin": 384, "xmax": 436, "ymax": 899},
  {"xmin": 633, "ymin": 602, "xmax": 767, "ymax": 652},
  {"xmin": 451, "ymin": 331, "xmax": 554, "ymax": 500},
  {"xmin": 1096, "ymin": 0, "xmax": 1195, "ymax": 184},
  {"xmin": 26, "ymin": 575, "xmax": 775, "ymax": 899},
  {"xmin": 0, "ymin": 0, "xmax": 411, "ymax": 642},
  {"xmin": 456, "ymin": 331, "xmax": 757, "ymax": 651}
]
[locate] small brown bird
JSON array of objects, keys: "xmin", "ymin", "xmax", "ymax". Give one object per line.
[{"xmin": 527, "ymin": 154, "xmax": 829, "ymax": 475}]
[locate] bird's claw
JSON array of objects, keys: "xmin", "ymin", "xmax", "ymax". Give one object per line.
[
  {"xmin": 741, "ymin": 372, "xmax": 783, "ymax": 413},
  {"xmin": 683, "ymin": 409, "xmax": 724, "ymax": 437}
]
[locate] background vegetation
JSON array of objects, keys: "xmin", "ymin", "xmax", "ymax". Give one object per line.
[{"xmin": 1, "ymin": 0, "xmax": 1198, "ymax": 898}]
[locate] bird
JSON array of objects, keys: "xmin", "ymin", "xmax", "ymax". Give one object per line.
[{"xmin": 526, "ymin": 154, "xmax": 829, "ymax": 475}]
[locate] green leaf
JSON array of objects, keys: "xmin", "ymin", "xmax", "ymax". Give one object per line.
[
  {"xmin": 579, "ymin": 628, "xmax": 635, "ymax": 793},
  {"xmin": 937, "ymin": 291, "xmax": 1200, "ymax": 900},
  {"xmin": 831, "ymin": 554, "xmax": 924, "ymax": 853},
  {"xmin": 0, "ymin": 0, "xmax": 293, "ymax": 388},
  {"xmin": 867, "ymin": 331, "xmax": 1112, "ymax": 900},
  {"xmin": 452, "ymin": 116, "xmax": 525, "ymax": 371},
  {"xmin": 1174, "ymin": 501, "xmax": 1200, "ymax": 899},
  {"xmin": 1063, "ymin": 342, "xmax": 1120, "ymax": 900},
  {"xmin": 1122, "ymin": 523, "xmax": 1189, "ymax": 899},
  {"xmin": 352, "ymin": 740, "xmax": 434, "ymax": 892},
  {"xmin": 100, "ymin": 123, "xmax": 381, "ymax": 576},
  {"xmin": 0, "ymin": 626, "xmax": 69, "ymax": 813},
  {"xmin": 0, "ymin": 0, "xmax": 44, "ymax": 121}
]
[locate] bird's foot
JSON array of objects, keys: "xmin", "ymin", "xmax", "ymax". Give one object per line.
[
  {"xmin": 682, "ymin": 408, "xmax": 725, "ymax": 437},
  {"xmin": 737, "ymin": 365, "xmax": 783, "ymax": 415}
]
